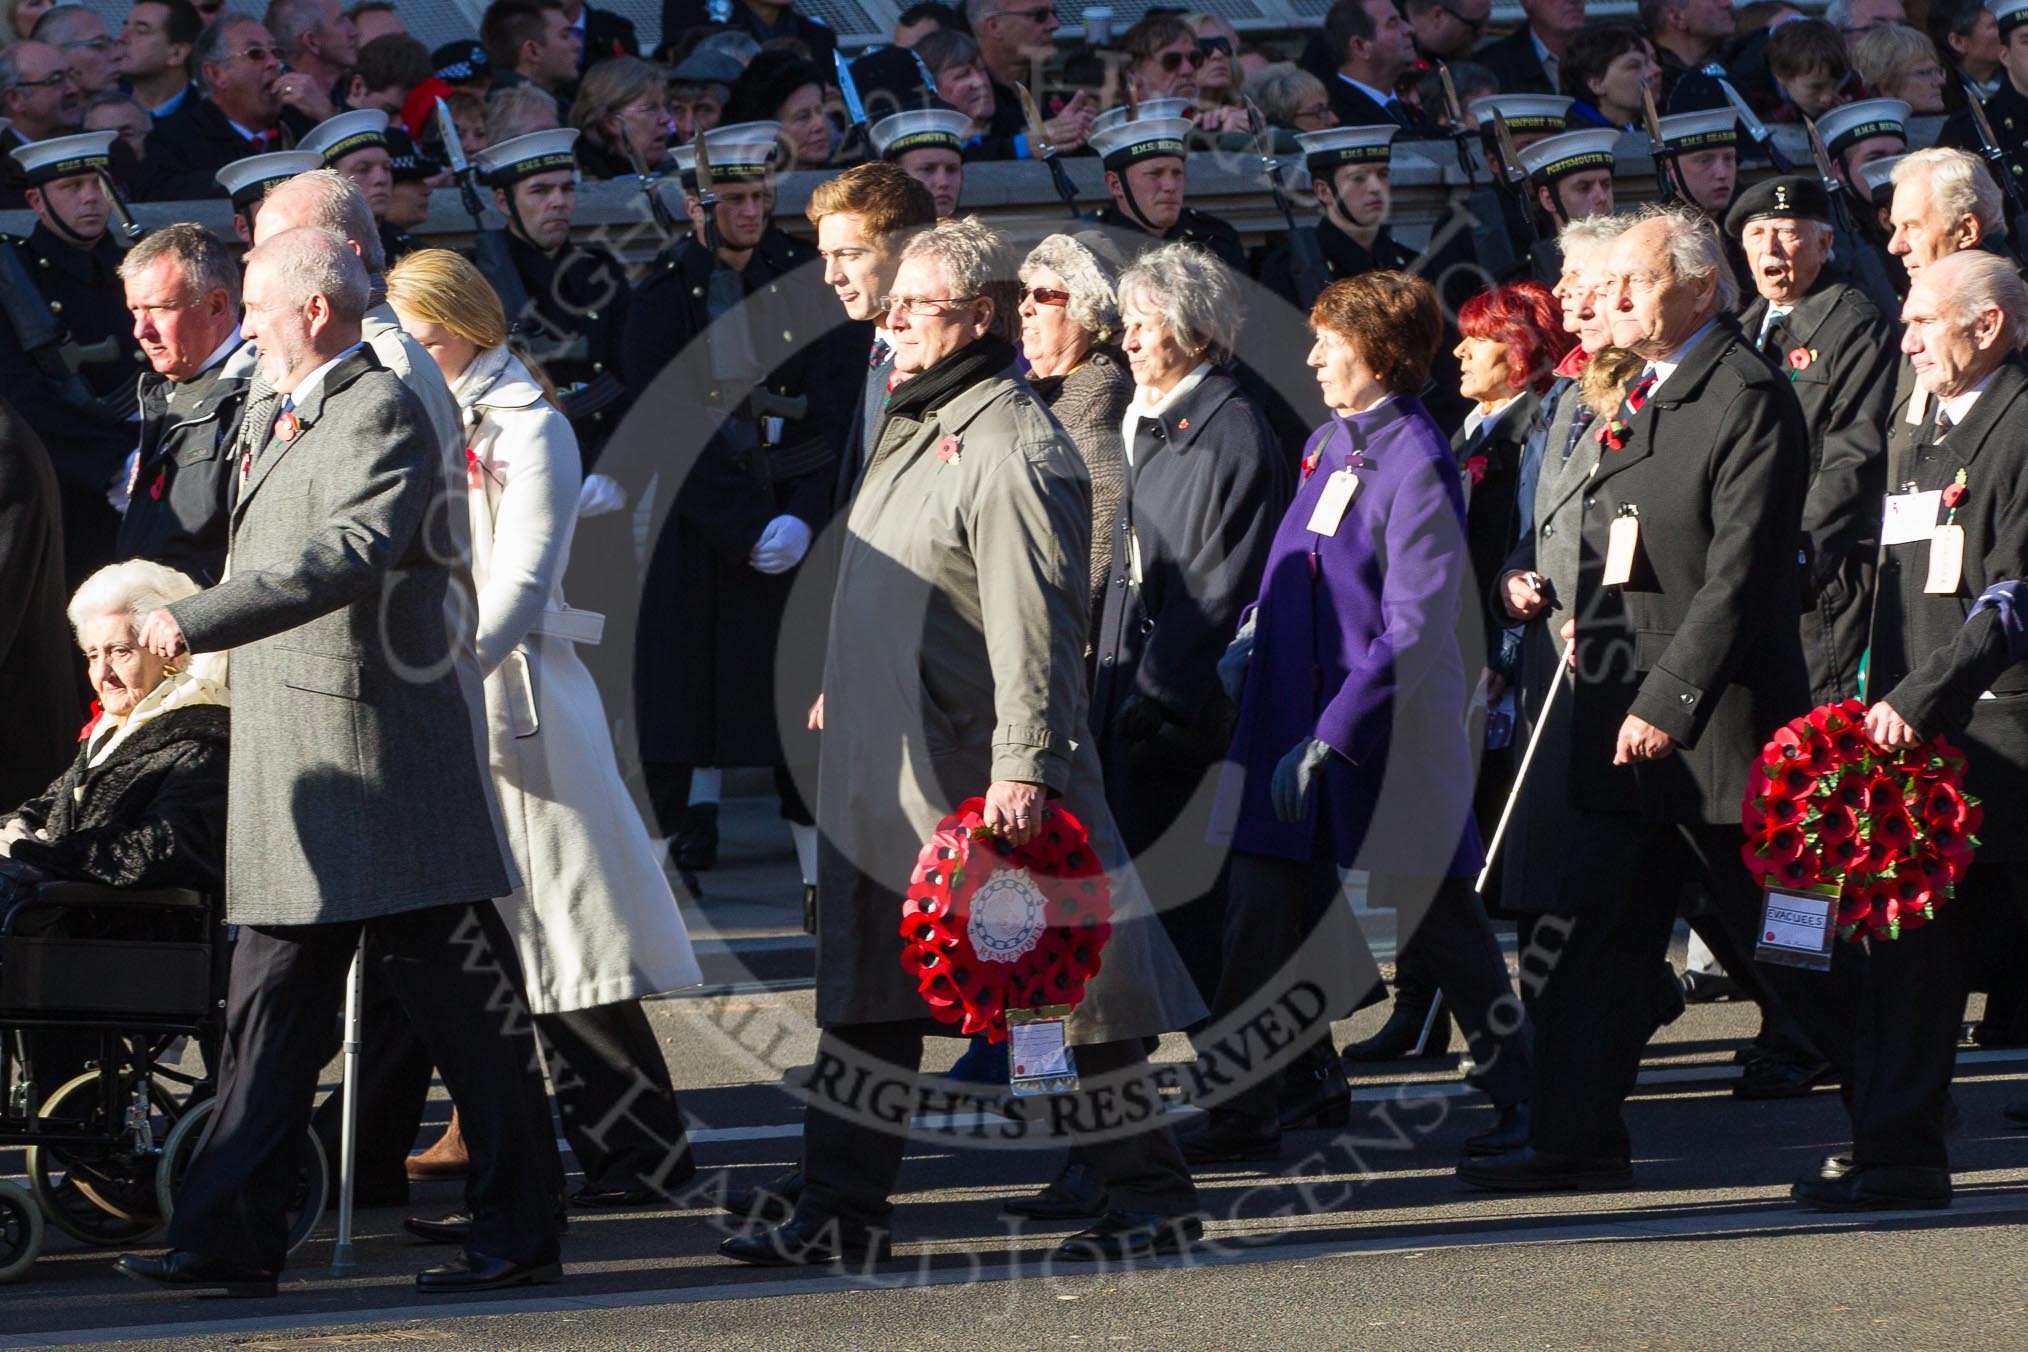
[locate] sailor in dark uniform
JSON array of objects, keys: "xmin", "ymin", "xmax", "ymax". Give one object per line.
[
  {"xmin": 0, "ymin": 131, "xmax": 149, "ymax": 590},
  {"xmin": 868, "ymin": 106, "xmax": 969, "ymax": 221},
  {"xmin": 1463, "ymin": 93, "xmax": 1576, "ymax": 284},
  {"xmin": 1817, "ymin": 97, "xmax": 1913, "ymax": 315},
  {"xmin": 1259, "ymin": 124, "xmax": 1413, "ymax": 310},
  {"xmin": 1510, "ymin": 126, "xmax": 1621, "ymax": 287},
  {"xmin": 1938, "ymin": 0, "xmax": 2028, "ymax": 196},
  {"xmin": 212, "ymin": 148, "xmax": 324, "ymax": 246},
  {"xmin": 1086, "ymin": 108, "xmax": 1247, "ymax": 271},
  {"xmin": 1656, "ymin": 107, "xmax": 1748, "ymax": 285},
  {"xmin": 297, "ymin": 108, "xmax": 418, "ymax": 268}
]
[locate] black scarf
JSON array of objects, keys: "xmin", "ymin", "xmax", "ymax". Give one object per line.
[{"xmin": 882, "ymin": 335, "xmax": 1017, "ymax": 425}]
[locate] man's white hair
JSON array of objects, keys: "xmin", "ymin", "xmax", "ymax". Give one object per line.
[
  {"xmin": 1636, "ymin": 203, "xmax": 1740, "ymax": 312},
  {"xmin": 1892, "ymin": 147, "xmax": 2003, "ymax": 234},
  {"xmin": 899, "ymin": 214, "xmax": 1017, "ymax": 342},
  {"xmin": 68, "ymin": 559, "xmax": 201, "ymax": 636},
  {"xmin": 1929, "ymin": 248, "xmax": 2028, "ymax": 351},
  {"xmin": 246, "ymin": 225, "xmax": 369, "ymax": 323}
]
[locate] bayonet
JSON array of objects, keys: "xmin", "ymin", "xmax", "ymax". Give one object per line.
[
  {"xmin": 1017, "ymin": 82, "xmax": 1078, "ymax": 216},
  {"xmin": 613, "ymin": 116, "xmax": 677, "ymax": 238},
  {"xmin": 1641, "ymin": 85, "xmax": 1681, "ymax": 206},
  {"xmin": 1958, "ymin": 76, "xmax": 2028, "ymax": 263},
  {"xmin": 1436, "ymin": 61, "xmax": 1477, "ymax": 182},
  {"xmin": 834, "ymin": 49, "xmax": 867, "ymax": 129},
  {"xmin": 1245, "ymin": 97, "xmax": 1297, "ymax": 231},
  {"xmin": 1490, "ymin": 110, "xmax": 1541, "ymax": 248},
  {"xmin": 435, "ymin": 96, "xmax": 487, "ymax": 222},
  {"xmin": 97, "ymin": 168, "xmax": 142, "ymax": 245}
]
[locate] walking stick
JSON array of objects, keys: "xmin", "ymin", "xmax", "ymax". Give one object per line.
[
  {"xmin": 1474, "ymin": 637, "xmax": 1576, "ymax": 895},
  {"xmin": 329, "ymin": 932, "xmax": 365, "ymax": 1277}
]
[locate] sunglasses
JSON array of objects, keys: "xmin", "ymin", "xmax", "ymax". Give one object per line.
[
  {"xmin": 1024, "ymin": 286, "xmax": 1070, "ymax": 306},
  {"xmin": 994, "ymin": 6, "xmax": 1057, "ymax": 23},
  {"xmin": 1159, "ymin": 49, "xmax": 1207, "ymax": 73},
  {"xmin": 1197, "ymin": 36, "xmax": 1233, "ymax": 56},
  {"xmin": 1436, "ymin": 2, "xmax": 1488, "ymax": 34},
  {"xmin": 230, "ymin": 44, "xmax": 283, "ymax": 64}
]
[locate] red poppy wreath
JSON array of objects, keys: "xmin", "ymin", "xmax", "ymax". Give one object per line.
[
  {"xmin": 898, "ymin": 798, "xmax": 1113, "ymax": 1042},
  {"xmin": 1741, "ymin": 699, "xmax": 1982, "ymax": 941}
]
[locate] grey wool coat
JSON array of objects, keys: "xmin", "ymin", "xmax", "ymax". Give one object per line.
[
  {"xmin": 813, "ymin": 357, "xmax": 1207, "ymax": 1043},
  {"xmin": 168, "ymin": 346, "xmax": 514, "ymax": 926}
]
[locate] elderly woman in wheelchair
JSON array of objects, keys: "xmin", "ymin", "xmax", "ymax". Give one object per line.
[{"xmin": 0, "ymin": 559, "xmax": 239, "ymax": 1280}]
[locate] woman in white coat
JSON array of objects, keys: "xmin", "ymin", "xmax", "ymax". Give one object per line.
[{"xmin": 385, "ymin": 249, "xmax": 703, "ymax": 1212}]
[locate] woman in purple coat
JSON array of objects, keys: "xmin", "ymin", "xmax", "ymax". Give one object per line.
[{"xmin": 1182, "ymin": 273, "xmax": 1534, "ymax": 1166}]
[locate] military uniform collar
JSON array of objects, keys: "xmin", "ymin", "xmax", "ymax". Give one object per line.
[{"xmin": 27, "ymin": 220, "xmax": 118, "ymax": 278}]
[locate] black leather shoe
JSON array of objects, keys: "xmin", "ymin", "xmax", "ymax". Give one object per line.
[
  {"xmin": 570, "ymin": 1183, "xmax": 662, "ymax": 1208},
  {"xmin": 406, "ymin": 1210, "xmax": 568, "ymax": 1244},
  {"xmin": 1342, "ymin": 992, "xmax": 1449, "ymax": 1061},
  {"xmin": 2004, "ymin": 1101, "xmax": 2028, "ymax": 1128},
  {"xmin": 416, "ymin": 1251, "xmax": 563, "ymax": 1292},
  {"xmin": 1002, "ymin": 1161, "xmax": 1108, "ymax": 1222},
  {"xmin": 1681, "ymin": 969, "xmax": 1742, "ymax": 1003},
  {"xmin": 1652, "ymin": 962, "xmax": 1687, "ymax": 1028},
  {"xmin": 1818, "ymin": 1152, "xmax": 1856, "ymax": 1181},
  {"xmin": 1734, "ymin": 1053, "xmax": 1832, "ymax": 1100},
  {"xmin": 1054, "ymin": 1210, "xmax": 1204, "ymax": 1262},
  {"xmin": 1277, "ymin": 1058, "xmax": 1351, "ymax": 1130},
  {"xmin": 723, "ymin": 1168, "xmax": 803, "ymax": 1220},
  {"xmin": 675, "ymin": 802, "xmax": 719, "ymax": 871},
  {"xmin": 1462, "ymin": 1103, "xmax": 1531, "ymax": 1157},
  {"xmin": 1456, "ymin": 1147, "xmax": 1634, "ymax": 1192},
  {"xmin": 1792, "ymin": 1166, "xmax": 1951, "ymax": 1211},
  {"xmin": 113, "ymin": 1251, "xmax": 277, "ymax": 1297},
  {"xmin": 1180, "ymin": 1110, "xmax": 1282, "ymax": 1165},
  {"xmin": 718, "ymin": 1214, "xmax": 893, "ymax": 1268}
]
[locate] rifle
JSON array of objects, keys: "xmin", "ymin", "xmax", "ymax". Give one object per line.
[
  {"xmin": 97, "ymin": 169, "xmax": 143, "ymax": 246},
  {"xmin": 1959, "ymin": 76, "xmax": 2028, "ymax": 264},
  {"xmin": 1803, "ymin": 114, "xmax": 1901, "ymax": 315},
  {"xmin": 1018, "ymin": 82, "xmax": 1079, "ymax": 215},
  {"xmin": 1641, "ymin": 86, "xmax": 1682, "ymax": 208},
  {"xmin": 0, "ymin": 243, "xmax": 130, "ymax": 421},
  {"xmin": 437, "ymin": 96, "xmax": 532, "ymax": 336},
  {"xmin": 1435, "ymin": 62, "xmax": 1479, "ymax": 183},
  {"xmin": 1247, "ymin": 97, "xmax": 1330, "ymax": 307},
  {"xmin": 1716, "ymin": 77, "xmax": 1791, "ymax": 172},
  {"xmin": 614, "ymin": 118, "xmax": 677, "ymax": 240},
  {"xmin": 1489, "ymin": 109, "xmax": 1541, "ymax": 251}
]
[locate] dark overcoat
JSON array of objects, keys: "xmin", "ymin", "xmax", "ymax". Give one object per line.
[
  {"xmin": 1867, "ymin": 357, "xmax": 2028, "ymax": 861},
  {"xmin": 0, "ymin": 397, "xmax": 80, "ymax": 808},
  {"xmin": 1740, "ymin": 277, "xmax": 1896, "ymax": 703},
  {"xmin": 117, "ymin": 352, "xmax": 249, "ymax": 585},
  {"xmin": 1568, "ymin": 318, "xmax": 1813, "ymax": 826}
]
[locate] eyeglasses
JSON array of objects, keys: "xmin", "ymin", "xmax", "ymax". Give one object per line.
[
  {"xmin": 60, "ymin": 36, "xmax": 119, "ymax": 54},
  {"xmin": 1435, "ymin": 2, "xmax": 1488, "ymax": 34},
  {"xmin": 882, "ymin": 294, "xmax": 981, "ymax": 316},
  {"xmin": 1159, "ymin": 49, "xmax": 1207, "ymax": 73},
  {"xmin": 228, "ymin": 44, "xmax": 283, "ymax": 64},
  {"xmin": 1197, "ymin": 36, "xmax": 1232, "ymax": 56},
  {"xmin": 991, "ymin": 6, "xmax": 1057, "ymax": 23},
  {"xmin": 9, "ymin": 69, "xmax": 81, "ymax": 90},
  {"xmin": 1024, "ymin": 286, "xmax": 1070, "ymax": 306}
]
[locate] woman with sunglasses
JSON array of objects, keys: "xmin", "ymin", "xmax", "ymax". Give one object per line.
[
  {"xmin": 1186, "ymin": 13, "xmax": 1244, "ymax": 110},
  {"xmin": 1118, "ymin": 13, "xmax": 1250, "ymax": 134}
]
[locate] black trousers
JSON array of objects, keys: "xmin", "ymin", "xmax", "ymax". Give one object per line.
[
  {"xmin": 1531, "ymin": 812, "xmax": 1865, "ymax": 1160},
  {"xmin": 312, "ymin": 970, "xmax": 690, "ymax": 1198},
  {"xmin": 168, "ymin": 903, "xmax": 562, "ymax": 1270},
  {"xmin": 1851, "ymin": 860, "xmax": 2028, "ymax": 1170},
  {"xmin": 794, "ymin": 1022, "xmax": 1198, "ymax": 1230},
  {"xmin": 642, "ymin": 761, "xmax": 813, "ymax": 832}
]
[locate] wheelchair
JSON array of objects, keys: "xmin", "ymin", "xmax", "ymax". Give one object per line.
[{"xmin": 0, "ymin": 864, "xmax": 327, "ymax": 1281}]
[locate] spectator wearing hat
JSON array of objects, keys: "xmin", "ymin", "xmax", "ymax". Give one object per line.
[
  {"xmin": 723, "ymin": 49, "xmax": 831, "ymax": 169},
  {"xmin": 117, "ymin": 0, "xmax": 203, "ymax": 117},
  {"xmin": 1819, "ymin": 96, "xmax": 1911, "ymax": 314},
  {"xmin": 1939, "ymin": 0, "xmax": 2028, "ymax": 192},
  {"xmin": 571, "ymin": 54, "xmax": 673, "ymax": 178},
  {"xmin": 0, "ymin": 130, "xmax": 150, "ymax": 591},
  {"xmin": 666, "ymin": 47, "xmax": 738, "ymax": 143},
  {"xmin": 1087, "ymin": 111, "xmax": 1245, "ymax": 270},
  {"xmin": 869, "ymin": 106, "xmax": 968, "ymax": 218},
  {"xmin": 434, "ymin": 38, "xmax": 495, "ymax": 94}
]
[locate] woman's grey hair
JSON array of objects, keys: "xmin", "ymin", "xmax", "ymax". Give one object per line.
[
  {"xmin": 67, "ymin": 559, "xmax": 201, "ymax": 637},
  {"xmin": 899, "ymin": 215, "xmax": 1018, "ymax": 343},
  {"xmin": 1020, "ymin": 232, "xmax": 1123, "ymax": 344},
  {"xmin": 246, "ymin": 226, "xmax": 370, "ymax": 324},
  {"xmin": 1244, "ymin": 62, "xmax": 1327, "ymax": 129},
  {"xmin": 118, "ymin": 222, "xmax": 242, "ymax": 311},
  {"xmin": 485, "ymin": 83, "xmax": 562, "ymax": 146},
  {"xmin": 570, "ymin": 54, "xmax": 664, "ymax": 151},
  {"xmin": 1636, "ymin": 203, "xmax": 1740, "ymax": 313},
  {"xmin": 1931, "ymin": 248, "xmax": 2028, "ymax": 350},
  {"xmin": 261, "ymin": 168, "xmax": 386, "ymax": 274},
  {"xmin": 1116, "ymin": 242, "xmax": 1243, "ymax": 365},
  {"xmin": 914, "ymin": 27, "xmax": 981, "ymax": 76},
  {"xmin": 1558, "ymin": 211, "xmax": 1632, "ymax": 257},
  {"xmin": 1893, "ymin": 147, "xmax": 2003, "ymax": 234}
]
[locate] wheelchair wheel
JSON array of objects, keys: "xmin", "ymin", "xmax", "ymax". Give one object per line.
[
  {"xmin": 156, "ymin": 1097, "xmax": 329, "ymax": 1255},
  {"xmin": 0, "ymin": 1179, "xmax": 44, "ymax": 1282},
  {"xmin": 25, "ymin": 1071, "xmax": 183, "ymax": 1246}
]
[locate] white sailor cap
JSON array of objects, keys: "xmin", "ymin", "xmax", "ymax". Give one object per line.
[
  {"xmin": 870, "ymin": 107, "xmax": 971, "ymax": 160},
  {"xmin": 672, "ymin": 119, "xmax": 780, "ymax": 189},
  {"xmin": 1993, "ymin": 0, "xmax": 2028, "ymax": 34},
  {"xmin": 1858, "ymin": 152, "xmax": 1908, "ymax": 204},
  {"xmin": 1816, "ymin": 98, "xmax": 1908, "ymax": 158},
  {"xmin": 7, "ymin": 129, "xmax": 117, "ymax": 186},
  {"xmin": 1294, "ymin": 124, "xmax": 1398, "ymax": 176},
  {"xmin": 1516, "ymin": 127, "xmax": 1621, "ymax": 183},
  {"xmin": 214, "ymin": 148, "xmax": 323, "ymax": 206},
  {"xmin": 1089, "ymin": 116, "xmax": 1191, "ymax": 171},
  {"xmin": 1091, "ymin": 98, "xmax": 1194, "ymax": 136},
  {"xmin": 1468, "ymin": 94, "xmax": 1572, "ymax": 137},
  {"xmin": 297, "ymin": 108, "xmax": 390, "ymax": 165},
  {"xmin": 473, "ymin": 127, "xmax": 580, "ymax": 187},
  {"xmin": 1657, "ymin": 107, "xmax": 1738, "ymax": 152}
]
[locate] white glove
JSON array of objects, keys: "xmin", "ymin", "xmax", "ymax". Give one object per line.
[
  {"xmin": 0, "ymin": 819, "xmax": 31, "ymax": 857},
  {"xmin": 109, "ymin": 448, "xmax": 139, "ymax": 514},
  {"xmin": 577, "ymin": 473, "xmax": 627, "ymax": 518},
  {"xmin": 750, "ymin": 514, "xmax": 813, "ymax": 575}
]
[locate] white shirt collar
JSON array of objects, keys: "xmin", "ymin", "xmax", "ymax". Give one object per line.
[
  {"xmin": 1336, "ymin": 72, "xmax": 1396, "ymax": 110},
  {"xmin": 283, "ymin": 342, "xmax": 365, "ymax": 410},
  {"xmin": 1122, "ymin": 361, "xmax": 1214, "ymax": 464},
  {"xmin": 1941, "ymin": 367, "xmax": 1998, "ymax": 425},
  {"xmin": 1463, "ymin": 394, "xmax": 1518, "ymax": 442},
  {"xmin": 196, "ymin": 326, "xmax": 242, "ymax": 377},
  {"xmin": 1649, "ymin": 317, "xmax": 1719, "ymax": 394}
]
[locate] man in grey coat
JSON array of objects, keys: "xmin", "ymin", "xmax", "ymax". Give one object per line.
[{"xmin": 117, "ymin": 227, "xmax": 563, "ymax": 1297}]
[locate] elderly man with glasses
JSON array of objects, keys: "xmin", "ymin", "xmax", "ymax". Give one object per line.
[
  {"xmin": 0, "ymin": 40, "xmax": 86, "ymax": 206},
  {"xmin": 958, "ymin": 0, "xmax": 1095, "ymax": 159},
  {"xmin": 29, "ymin": 5, "xmax": 124, "ymax": 97},
  {"xmin": 1404, "ymin": 0, "xmax": 1489, "ymax": 63},
  {"xmin": 138, "ymin": 14, "xmax": 324, "ymax": 200}
]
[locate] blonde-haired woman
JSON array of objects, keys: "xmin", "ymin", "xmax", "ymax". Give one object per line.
[
  {"xmin": 360, "ymin": 249, "xmax": 701, "ymax": 1216},
  {"xmin": 3, "ymin": 0, "xmax": 55, "ymax": 46}
]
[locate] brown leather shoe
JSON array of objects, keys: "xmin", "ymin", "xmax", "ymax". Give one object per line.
[{"xmin": 406, "ymin": 1109, "xmax": 469, "ymax": 1181}]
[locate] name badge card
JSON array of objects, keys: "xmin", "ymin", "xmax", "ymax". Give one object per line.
[
  {"xmin": 1754, "ymin": 882, "xmax": 1840, "ymax": 971},
  {"xmin": 1925, "ymin": 524, "xmax": 1966, "ymax": 594},
  {"xmin": 1602, "ymin": 514, "xmax": 1639, "ymax": 587},
  {"xmin": 1126, "ymin": 525, "xmax": 1145, "ymax": 587},
  {"xmin": 1306, "ymin": 469, "xmax": 1360, "ymax": 537},
  {"xmin": 1008, "ymin": 1006, "xmax": 1079, "ymax": 1097},
  {"xmin": 1882, "ymin": 490, "xmax": 1941, "ymax": 547}
]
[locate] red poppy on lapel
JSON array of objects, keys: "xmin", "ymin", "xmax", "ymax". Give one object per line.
[
  {"xmin": 1787, "ymin": 347, "xmax": 1812, "ymax": 372},
  {"xmin": 936, "ymin": 435, "xmax": 962, "ymax": 464},
  {"xmin": 1463, "ymin": 454, "xmax": 1488, "ymax": 486},
  {"xmin": 149, "ymin": 468, "xmax": 166, "ymax": 501},
  {"xmin": 1595, "ymin": 418, "xmax": 1630, "ymax": 451},
  {"xmin": 275, "ymin": 409, "xmax": 300, "ymax": 441}
]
